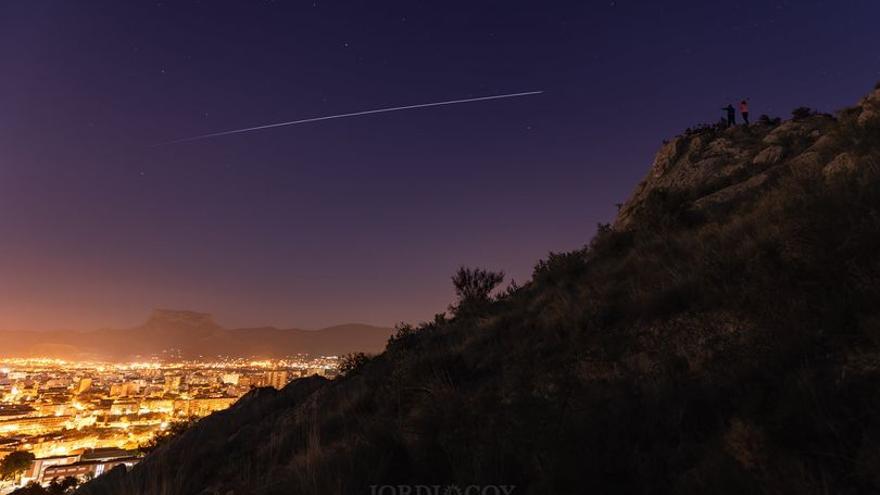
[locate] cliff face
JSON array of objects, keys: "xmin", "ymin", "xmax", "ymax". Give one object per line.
[{"xmin": 78, "ymin": 84, "xmax": 880, "ymax": 495}]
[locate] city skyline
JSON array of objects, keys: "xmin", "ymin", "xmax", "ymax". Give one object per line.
[{"xmin": 0, "ymin": 355, "xmax": 338, "ymax": 488}]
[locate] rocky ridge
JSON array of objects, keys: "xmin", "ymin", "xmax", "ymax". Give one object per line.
[{"xmin": 616, "ymin": 85, "xmax": 880, "ymax": 229}]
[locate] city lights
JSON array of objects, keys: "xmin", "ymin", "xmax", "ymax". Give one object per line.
[{"xmin": 0, "ymin": 355, "xmax": 339, "ymax": 490}]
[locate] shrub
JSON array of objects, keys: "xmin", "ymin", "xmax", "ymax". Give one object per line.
[
  {"xmin": 450, "ymin": 266, "xmax": 504, "ymax": 316},
  {"xmin": 0, "ymin": 451, "xmax": 34, "ymax": 481},
  {"xmin": 634, "ymin": 188, "xmax": 702, "ymax": 229},
  {"xmin": 681, "ymin": 121, "xmax": 726, "ymax": 139},
  {"xmin": 337, "ymin": 352, "xmax": 370, "ymax": 376},
  {"xmin": 10, "ymin": 482, "xmax": 57, "ymax": 495},
  {"xmin": 498, "ymin": 279, "xmax": 521, "ymax": 299},
  {"xmin": 791, "ymin": 106, "xmax": 816, "ymax": 120},
  {"xmin": 532, "ymin": 251, "xmax": 589, "ymax": 289},
  {"xmin": 832, "ymin": 107, "xmax": 880, "ymax": 154},
  {"xmin": 758, "ymin": 114, "xmax": 781, "ymax": 126},
  {"xmin": 387, "ymin": 322, "xmax": 418, "ymax": 350},
  {"xmin": 21, "ymin": 476, "xmax": 81, "ymax": 495}
]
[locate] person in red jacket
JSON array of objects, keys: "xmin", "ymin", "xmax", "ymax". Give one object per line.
[{"xmin": 740, "ymin": 99, "xmax": 750, "ymax": 126}]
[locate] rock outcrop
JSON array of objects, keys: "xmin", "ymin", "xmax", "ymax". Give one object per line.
[
  {"xmin": 614, "ymin": 87, "xmax": 880, "ymax": 230},
  {"xmin": 856, "ymin": 85, "xmax": 880, "ymax": 126}
]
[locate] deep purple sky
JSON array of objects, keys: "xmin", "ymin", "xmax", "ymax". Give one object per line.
[{"xmin": 1, "ymin": 1, "xmax": 878, "ymax": 331}]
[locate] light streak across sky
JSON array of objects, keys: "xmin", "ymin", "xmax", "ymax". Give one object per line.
[{"xmin": 156, "ymin": 91, "xmax": 544, "ymax": 145}]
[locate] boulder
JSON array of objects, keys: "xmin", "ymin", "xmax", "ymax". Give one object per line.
[
  {"xmin": 788, "ymin": 151, "xmax": 823, "ymax": 169},
  {"xmin": 704, "ymin": 138, "xmax": 747, "ymax": 159},
  {"xmin": 752, "ymin": 146, "xmax": 785, "ymax": 166},
  {"xmin": 857, "ymin": 87, "xmax": 880, "ymax": 126},
  {"xmin": 763, "ymin": 121, "xmax": 801, "ymax": 145},
  {"xmin": 786, "ymin": 151, "xmax": 825, "ymax": 179},
  {"xmin": 823, "ymin": 152, "xmax": 858, "ymax": 178},
  {"xmin": 686, "ymin": 135, "xmax": 704, "ymax": 154},
  {"xmin": 807, "ymin": 134, "xmax": 837, "ymax": 155},
  {"xmin": 693, "ymin": 172, "xmax": 770, "ymax": 211},
  {"xmin": 762, "ymin": 117, "xmax": 831, "ymax": 146},
  {"xmin": 650, "ymin": 138, "xmax": 683, "ymax": 178}
]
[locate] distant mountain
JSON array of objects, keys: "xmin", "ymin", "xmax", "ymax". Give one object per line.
[
  {"xmin": 0, "ymin": 309, "xmax": 393, "ymax": 360},
  {"xmin": 79, "ymin": 83, "xmax": 880, "ymax": 494}
]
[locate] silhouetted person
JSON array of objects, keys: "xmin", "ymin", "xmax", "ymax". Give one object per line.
[
  {"xmin": 740, "ymin": 99, "xmax": 750, "ymax": 125},
  {"xmin": 722, "ymin": 104, "xmax": 736, "ymax": 127}
]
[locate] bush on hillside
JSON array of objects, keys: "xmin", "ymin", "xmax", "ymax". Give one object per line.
[
  {"xmin": 386, "ymin": 322, "xmax": 419, "ymax": 351},
  {"xmin": 337, "ymin": 352, "xmax": 370, "ymax": 376},
  {"xmin": 450, "ymin": 266, "xmax": 504, "ymax": 316},
  {"xmin": 11, "ymin": 476, "xmax": 80, "ymax": 495},
  {"xmin": 791, "ymin": 106, "xmax": 817, "ymax": 120},
  {"xmin": 833, "ymin": 107, "xmax": 880, "ymax": 155},
  {"xmin": 0, "ymin": 451, "xmax": 34, "ymax": 481},
  {"xmin": 757, "ymin": 114, "xmax": 781, "ymax": 126}
]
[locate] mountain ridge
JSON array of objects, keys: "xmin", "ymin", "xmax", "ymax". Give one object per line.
[{"xmin": 0, "ymin": 310, "xmax": 393, "ymax": 360}]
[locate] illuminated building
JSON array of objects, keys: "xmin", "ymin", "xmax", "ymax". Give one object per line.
[
  {"xmin": 75, "ymin": 378, "xmax": 93, "ymax": 395},
  {"xmin": 38, "ymin": 449, "xmax": 140, "ymax": 483},
  {"xmin": 140, "ymin": 399, "xmax": 174, "ymax": 414},
  {"xmin": 173, "ymin": 397, "xmax": 236, "ymax": 416},
  {"xmin": 109, "ymin": 400, "xmax": 138, "ymax": 416},
  {"xmin": 27, "ymin": 454, "xmax": 81, "ymax": 483},
  {"xmin": 265, "ymin": 371, "xmax": 288, "ymax": 390},
  {"xmin": 163, "ymin": 375, "xmax": 181, "ymax": 394},
  {"xmin": 0, "ymin": 355, "xmax": 341, "ymax": 486},
  {"xmin": 0, "ymin": 415, "xmax": 70, "ymax": 435},
  {"xmin": 109, "ymin": 382, "xmax": 140, "ymax": 397}
]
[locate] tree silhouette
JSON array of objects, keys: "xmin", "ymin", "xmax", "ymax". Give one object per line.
[
  {"xmin": 9, "ymin": 476, "xmax": 79, "ymax": 495},
  {"xmin": 338, "ymin": 352, "xmax": 369, "ymax": 376},
  {"xmin": 450, "ymin": 266, "xmax": 504, "ymax": 316},
  {"xmin": 1, "ymin": 451, "xmax": 34, "ymax": 481}
]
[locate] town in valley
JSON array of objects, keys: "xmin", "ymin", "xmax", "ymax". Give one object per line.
[{"xmin": 0, "ymin": 355, "xmax": 339, "ymax": 492}]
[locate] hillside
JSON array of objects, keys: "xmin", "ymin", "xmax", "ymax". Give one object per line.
[
  {"xmin": 0, "ymin": 310, "xmax": 392, "ymax": 360},
  {"xmin": 78, "ymin": 84, "xmax": 880, "ymax": 495}
]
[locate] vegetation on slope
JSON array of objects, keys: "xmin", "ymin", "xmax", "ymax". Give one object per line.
[{"xmin": 80, "ymin": 85, "xmax": 880, "ymax": 495}]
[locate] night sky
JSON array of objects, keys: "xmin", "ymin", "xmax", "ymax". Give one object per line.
[{"xmin": 1, "ymin": 1, "xmax": 878, "ymax": 331}]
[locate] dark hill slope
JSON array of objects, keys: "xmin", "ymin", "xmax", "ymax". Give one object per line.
[{"xmin": 80, "ymin": 85, "xmax": 880, "ymax": 495}]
